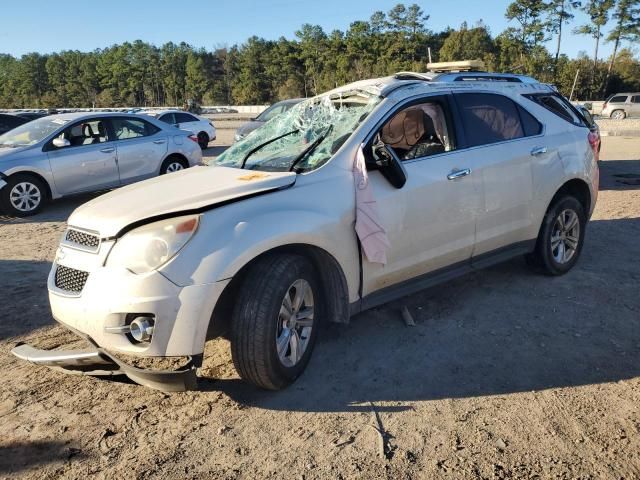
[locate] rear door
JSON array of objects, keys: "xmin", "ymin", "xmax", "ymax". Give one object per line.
[
  {"xmin": 46, "ymin": 118, "xmax": 120, "ymax": 195},
  {"xmin": 110, "ymin": 116, "xmax": 168, "ymax": 183},
  {"xmin": 452, "ymin": 92, "xmax": 540, "ymax": 259},
  {"xmin": 631, "ymin": 95, "xmax": 640, "ymax": 118}
]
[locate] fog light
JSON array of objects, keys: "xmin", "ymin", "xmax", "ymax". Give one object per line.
[{"xmin": 129, "ymin": 317, "xmax": 154, "ymax": 343}]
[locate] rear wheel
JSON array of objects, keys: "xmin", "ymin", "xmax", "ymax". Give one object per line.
[
  {"xmin": 197, "ymin": 132, "xmax": 209, "ymax": 150},
  {"xmin": 0, "ymin": 174, "xmax": 46, "ymax": 217},
  {"xmin": 611, "ymin": 110, "xmax": 626, "ymax": 120},
  {"xmin": 160, "ymin": 156, "xmax": 187, "ymax": 175},
  {"xmin": 526, "ymin": 196, "xmax": 586, "ymax": 275},
  {"xmin": 230, "ymin": 254, "xmax": 321, "ymax": 390}
]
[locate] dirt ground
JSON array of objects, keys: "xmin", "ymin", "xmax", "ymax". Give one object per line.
[{"xmin": 0, "ymin": 136, "xmax": 639, "ymax": 479}]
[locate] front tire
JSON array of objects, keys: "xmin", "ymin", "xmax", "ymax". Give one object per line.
[
  {"xmin": 526, "ymin": 195, "xmax": 586, "ymax": 275},
  {"xmin": 231, "ymin": 254, "xmax": 321, "ymax": 390},
  {"xmin": 0, "ymin": 174, "xmax": 46, "ymax": 217}
]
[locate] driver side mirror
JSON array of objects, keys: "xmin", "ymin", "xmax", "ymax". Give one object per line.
[
  {"xmin": 370, "ymin": 143, "xmax": 407, "ymax": 189},
  {"xmin": 52, "ymin": 137, "xmax": 70, "ymax": 149}
]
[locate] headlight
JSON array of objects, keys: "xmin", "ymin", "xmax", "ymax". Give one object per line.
[
  {"xmin": 106, "ymin": 215, "xmax": 199, "ymax": 274},
  {"xmin": 234, "ymin": 132, "xmax": 244, "ymax": 142}
]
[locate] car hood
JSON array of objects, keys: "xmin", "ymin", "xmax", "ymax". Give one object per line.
[
  {"xmin": 68, "ymin": 166, "xmax": 297, "ymax": 237},
  {"xmin": 0, "ymin": 146, "xmax": 25, "ymax": 160},
  {"xmin": 236, "ymin": 120, "xmax": 264, "ymax": 137}
]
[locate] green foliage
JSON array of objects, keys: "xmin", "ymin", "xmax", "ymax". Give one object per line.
[{"xmin": 0, "ymin": 1, "xmax": 638, "ymax": 107}]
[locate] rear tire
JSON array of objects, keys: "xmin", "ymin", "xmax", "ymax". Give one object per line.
[
  {"xmin": 160, "ymin": 156, "xmax": 188, "ymax": 175},
  {"xmin": 197, "ymin": 132, "xmax": 209, "ymax": 150},
  {"xmin": 526, "ymin": 196, "xmax": 586, "ymax": 276},
  {"xmin": 230, "ymin": 254, "xmax": 321, "ymax": 390},
  {"xmin": 0, "ymin": 174, "xmax": 46, "ymax": 217}
]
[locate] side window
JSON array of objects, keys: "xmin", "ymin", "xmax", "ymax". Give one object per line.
[
  {"xmin": 609, "ymin": 95, "xmax": 629, "ymax": 103},
  {"xmin": 517, "ymin": 104, "xmax": 543, "ymax": 136},
  {"xmin": 55, "ymin": 119, "xmax": 110, "ymax": 147},
  {"xmin": 158, "ymin": 113, "xmax": 175, "ymax": 124},
  {"xmin": 524, "ymin": 93, "xmax": 583, "ymax": 126},
  {"xmin": 112, "ymin": 118, "xmax": 159, "ymax": 140},
  {"xmin": 456, "ymin": 93, "xmax": 525, "ymax": 147},
  {"xmin": 632, "ymin": 96, "xmax": 640, "ymax": 104},
  {"xmin": 175, "ymin": 112, "xmax": 197, "ymax": 123},
  {"xmin": 377, "ymin": 98, "xmax": 454, "ymax": 161}
]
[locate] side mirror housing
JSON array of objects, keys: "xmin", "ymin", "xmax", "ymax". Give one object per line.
[
  {"xmin": 369, "ymin": 143, "xmax": 407, "ymax": 189},
  {"xmin": 52, "ymin": 137, "xmax": 70, "ymax": 148}
]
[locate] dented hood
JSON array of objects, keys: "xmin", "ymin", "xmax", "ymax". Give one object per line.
[{"xmin": 68, "ymin": 166, "xmax": 296, "ymax": 237}]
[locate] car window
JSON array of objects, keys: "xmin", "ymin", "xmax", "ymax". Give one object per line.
[
  {"xmin": 158, "ymin": 113, "xmax": 175, "ymax": 124},
  {"xmin": 54, "ymin": 119, "xmax": 110, "ymax": 148},
  {"xmin": 257, "ymin": 104, "xmax": 285, "ymax": 122},
  {"xmin": 524, "ymin": 93, "xmax": 583, "ymax": 126},
  {"xmin": 112, "ymin": 118, "xmax": 159, "ymax": 140},
  {"xmin": 175, "ymin": 112, "xmax": 197, "ymax": 123},
  {"xmin": 609, "ymin": 95, "xmax": 628, "ymax": 103},
  {"xmin": 456, "ymin": 93, "xmax": 529, "ymax": 147},
  {"xmin": 632, "ymin": 96, "xmax": 640, "ymax": 104},
  {"xmin": 378, "ymin": 98, "xmax": 455, "ymax": 161}
]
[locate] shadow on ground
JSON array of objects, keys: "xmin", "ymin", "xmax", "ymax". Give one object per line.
[
  {"xmin": 0, "ymin": 440, "xmax": 86, "ymax": 474},
  {"xmin": 598, "ymin": 159, "xmax": 640, "ymax": 190}
]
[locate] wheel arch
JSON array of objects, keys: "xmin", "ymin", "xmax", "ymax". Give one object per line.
[
  {"xmin": 549, "ymin": 178, "xmax": 591, "ymax": 216},
  {"xmin": 207, "ymin": 243, "xmax": 351, "ymax": 340},
  {"xmin": 2, "ymin": 170, "xmax": 53, "ymax": 200}
]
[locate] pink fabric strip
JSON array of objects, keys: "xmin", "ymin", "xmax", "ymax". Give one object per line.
[{"xmin": 353, "ymin": 145, "xmax": 390, "ymax": 264}]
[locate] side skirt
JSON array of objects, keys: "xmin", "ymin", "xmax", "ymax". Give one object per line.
[{"xmin": 351, "ymin": 240, "xmax": 535, "ymax": 315}]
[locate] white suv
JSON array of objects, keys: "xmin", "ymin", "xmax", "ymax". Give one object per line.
[{"xmin": 13, "ymin": 73, "xmax": 599, "ymax": 392}]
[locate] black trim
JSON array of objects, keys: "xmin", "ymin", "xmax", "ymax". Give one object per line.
[
  {"xmin": 112, "ymin": 181, "xmax": 296, "ymax": 238},
  {"xmin": 0, "ymin": 171, "xmax": 7, "ymax": 180},
  {"xmin": 352, "ymin": 240, "xmax": 535, "ymax": 314}
]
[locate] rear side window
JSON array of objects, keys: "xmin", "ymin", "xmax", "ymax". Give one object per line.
[
  {"xmin": 112, "ymin": 117, "xmax": 160, "ymax": 140},
  {"xmin": 456, "ymin": 93, "xmax": 528, "ymax": 147},
  {"xmin": 158, "ymin": 113, "xmax": 175, "ymax": 124},
  {"xmin": 609, "ymin": 95, "xmax": 629, "ymax": 103},
  {"xmin": 175, "ymin": 112, "xmax": 197, "ymax": 123},
  {"xmin": 525, "ymin": 93, "xmax": 584, "ymax": 126},
  {"xmin": 632, "ymin": 96, "xmax": 640, "ymax": 104}
]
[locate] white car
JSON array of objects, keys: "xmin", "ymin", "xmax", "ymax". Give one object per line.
[
  {"xmin": 13, "ymin": 71, "xmax": 599, "ymax": 392},
  {"xmin": 143, "ymin": 110, "xmax": 216, "ymax": 149}
]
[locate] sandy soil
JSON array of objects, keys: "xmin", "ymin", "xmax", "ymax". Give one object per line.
[{"xmin": 0, "ymin": 136, "xmax": 639, "ymax": 479}]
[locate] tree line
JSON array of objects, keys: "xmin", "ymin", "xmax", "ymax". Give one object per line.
[{"xmin": 0, "ymin": 1, "xmax": 638, "ymax": 109}]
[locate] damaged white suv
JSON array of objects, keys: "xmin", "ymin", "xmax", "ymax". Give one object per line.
[{"xmin": 13, "ymin": 72, "xmax": 599, "ymax": 392}]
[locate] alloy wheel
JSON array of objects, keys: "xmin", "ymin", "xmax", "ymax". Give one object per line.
[
  {"xmin": 550, "ymin": 209, "xmax": 580, "ymax": 264},
  {"xmin": 9, "ymin": 182, "xmax": 42, "ymax": 212},
  {"xmin": 276, "ymin": 279, "xmax": 315, "ymax": 368}
]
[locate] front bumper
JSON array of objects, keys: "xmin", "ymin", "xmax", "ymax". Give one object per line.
[{"xmin": 11, "ymin": 340, "xmax": 198, "ymax": 392}]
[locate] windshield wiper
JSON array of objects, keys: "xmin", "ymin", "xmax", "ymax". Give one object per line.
[
  {"xmin": 240, "ymin": 129, "xmax": 299, "ymax": 169},
  {"xmin": 289, "ymin": 125, "xmax": 334, "ymax": 172}
]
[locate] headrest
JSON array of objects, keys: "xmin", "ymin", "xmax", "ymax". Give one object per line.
[
  {"xmin": 70, "ymin": 124, "xmax": 83, "ymax": 137},
  {"xmin": 381, "ymin": 109, "xmax": 425, "ymax": 150}
]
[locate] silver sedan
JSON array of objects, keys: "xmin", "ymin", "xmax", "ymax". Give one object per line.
[{"xmin": 0, "ymin": 112, "xmax": 203, "ymax": 216}]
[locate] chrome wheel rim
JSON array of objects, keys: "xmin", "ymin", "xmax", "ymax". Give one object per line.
[
  {"xmin": 276, "ymin": 279, "xmax": 314, "ymax": 368},
  {"xmin": 9, "ymin": 182, "xmax": 41, "ymax": 212},
  {"xmin": 166, "ymin": 162, "xmax": 183, "ymax": 172},
  {"xmin": 551, "ymin": 209, "xmax": 580, "ymax": 264},
  {"xmin": 612, "ymin": 111, "xmax": 624, "ymax": 120}
]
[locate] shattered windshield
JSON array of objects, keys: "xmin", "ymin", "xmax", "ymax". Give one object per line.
[{"xmin": 212, "ymin": 91, "xmax": 381, "ymax": 172}]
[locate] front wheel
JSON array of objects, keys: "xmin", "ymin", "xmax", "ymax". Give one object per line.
[
  {"xmin": 231, "ymin": 254, "xmax": 321, "ymax": 390},
  {"xmin": 0, "ymin": 174, "xmax": 46, "ymax": 217},
  {"xmin": 526, "ymin": 195, "xmax": 586, "ymax": 275}
]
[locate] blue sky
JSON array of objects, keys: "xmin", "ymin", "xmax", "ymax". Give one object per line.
[{"xmin": 0, "ymin": 0, "xmax": 628, "ymax": 59}]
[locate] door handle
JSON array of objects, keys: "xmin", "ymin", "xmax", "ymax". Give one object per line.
[
  {"xmin": 153, "ymin": 139, "xmax": 166, "ymax": 144},
  {"xmin": 100, "ymin": 147, "xmax": 115, "ymax": 153},
  {"xmin": 447, "ymin": 168, "xmax": 471, "ymax": 180},
  {"xmin": 531, "ymin": 146, "xmax": 548, "ymax": 156}
]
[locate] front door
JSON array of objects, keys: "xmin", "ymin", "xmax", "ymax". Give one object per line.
[
  {"xmin": 47, "ymin": 118, "xmax": 119, "ymax": 195},
  {"xmin": 361, "ymin": 95, "xmax": 481, "ymax": 297}
]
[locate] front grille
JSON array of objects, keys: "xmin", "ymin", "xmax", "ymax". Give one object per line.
[
  {"xmin": 54, "ymin": 265, "xmax": 89, "ymax": 293},
  {"xmin": 65, "ymin": 229, "xmax": 100, "ymax": 250}
]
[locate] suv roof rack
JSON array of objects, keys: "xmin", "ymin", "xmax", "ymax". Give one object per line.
[
  {"xmin": 427, "ymin": 60, "xmax": 486, "ymax": 72},
  {"xmin": 393, "ymin": 70, "xmax": 538, "ymax": 84}
]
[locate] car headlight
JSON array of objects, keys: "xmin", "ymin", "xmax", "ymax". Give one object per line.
[
  {"xmin": 234, "ymin": 132, "xmax": 244, "ymax": 142},
  {"xmin": 106, "ymin": 215, "xmax": 200, "ymax": 274}
]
